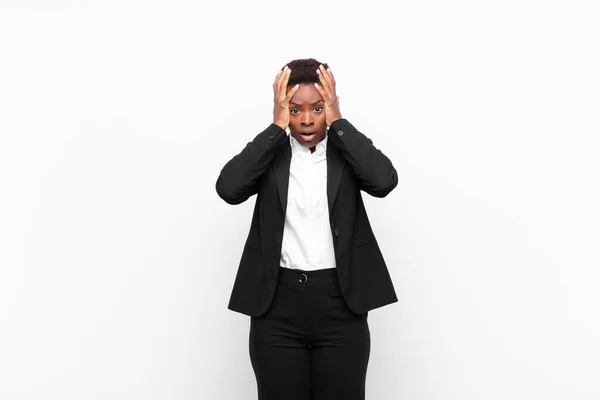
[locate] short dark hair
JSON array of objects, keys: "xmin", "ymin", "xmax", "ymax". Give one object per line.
[{"xmin": 282, "ymin": 58, "xmax": 329, "ymax": 87}]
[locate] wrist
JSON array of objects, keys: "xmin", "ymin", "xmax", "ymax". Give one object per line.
[
  {"xmin": 328, "ymin": 114, "xmax": 343, "ymax": 127},
  {"xmin": 273, "ymin": 120, "xmax": 288, "ymax": 130}
]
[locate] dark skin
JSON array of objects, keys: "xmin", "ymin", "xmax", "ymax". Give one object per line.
[{"xmin": 273, "ymin": 64, "xmax": 342, "ymax": 153}]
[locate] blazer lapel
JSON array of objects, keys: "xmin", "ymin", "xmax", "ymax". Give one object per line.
[
  {"xmin": 326, "ymin": 139, "xmax": 345, "ymax": 212},
  {"xmin": 273, "ymin": 133, "xmax": 345, "ymax": 214},
  {"xmin": 273, "ymin": 139, "xmax": 291, "ymax": 214}
]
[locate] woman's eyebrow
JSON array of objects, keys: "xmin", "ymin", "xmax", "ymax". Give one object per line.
[{"xmin": 289, "ymin": 100, "xmax": 325, "ymax": 106}]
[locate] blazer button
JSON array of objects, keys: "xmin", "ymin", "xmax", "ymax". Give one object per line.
[
  {"xmin": 337, "ymin": 130, "xmax": 344, "ymax": 136},
  {"xmin": 334, "ymin": 228, "xmax": 339, "ymax": 236}
]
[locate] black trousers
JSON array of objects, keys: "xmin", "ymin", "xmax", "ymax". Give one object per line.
[{"xmin": 249, "ymin": 266, "xmax": 370, "ymax": 400}]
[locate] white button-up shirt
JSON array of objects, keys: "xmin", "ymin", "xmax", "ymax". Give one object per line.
[{"xmin": 279, "ymin": 132, "xmax": 337, "ymax": 271}]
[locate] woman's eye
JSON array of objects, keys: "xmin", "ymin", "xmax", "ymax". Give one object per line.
[
  {"xmin": 315, "ymin": 106, "xmax": 323, "ymax": 112},
  {"xmin": 290, "ymin": 109, "xmax": 299, "ymax": 114}
]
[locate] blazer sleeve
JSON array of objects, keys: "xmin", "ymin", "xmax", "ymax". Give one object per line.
[
  {"xmin": 215, "ymin": 123, "xmax": 288, "ymax": 205},
  {"xmin": 327, "ymin": 118, "xmax": 398, "ymax": 198}
]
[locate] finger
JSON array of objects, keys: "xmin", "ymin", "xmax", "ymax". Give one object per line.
[
  {"xmin": 273, "ymin": 70, "xmax": 285, "ymax": 100},
  {"xmin": 326, "ymin": 67, "xmax": 336, "ymax": 89},
  {"xmin": 274, "ymin": 66, "xmax": 288, "ymax": 94},
  {"xmin": 325, "ymin": 68, "xmax": 336, "ymax": 92},
  {"xmin": 273, "ymin": 70, "xmax": 283, "ymax": 93},
  {"xmin": 319, "ymin": 65, "xmax": 333, "ymax": 87},
  {"xmin": 274, "ymin": 69, "xmax": 282, "ymax": 84},
  {"xmin": 317, "ymin": 70, "xmax": 333, "ymax": 99},
  {"xmin": 279, "ymin": 66, "xmax": 291, "ymax": 95},
  {"xmin": 317, "ymin": 66, "xmax": 333, "ymax": 94},
  {"xmin": 285, "ymin": 84, "xmax": 300, "ymax": 102},
  {"xmin": 313, "ymin": 82, "xmax": 328, "ymax": 101}
]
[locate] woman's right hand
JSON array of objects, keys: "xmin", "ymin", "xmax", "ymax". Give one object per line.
[{"xmin": 272, "ymin": 65, "xmax": 299, "ymax": 130}]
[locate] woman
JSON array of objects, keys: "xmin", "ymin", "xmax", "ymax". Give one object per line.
[{"xmin": 216, "ymin": 58, "xmax": 398, "ymax": 400}]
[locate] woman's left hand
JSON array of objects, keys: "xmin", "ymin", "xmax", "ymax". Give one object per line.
[{"xmin": 314, "ymin": 64, "xmax": 343, "ymax": 127}]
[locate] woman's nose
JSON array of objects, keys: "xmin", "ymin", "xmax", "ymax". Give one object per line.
[{"xmin": 302, "ymin": 113, "xmax": 313, "ymax": 125}]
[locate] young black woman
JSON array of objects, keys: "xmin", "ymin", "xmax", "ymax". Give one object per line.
[{"xmin": 216, "ymin": 58, "xmax": 398, "ymax": 400}]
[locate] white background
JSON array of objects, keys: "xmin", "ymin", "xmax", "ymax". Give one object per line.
[{"xmin": 1, "ymin": 0, "xmax": 599, "ymax": 399}]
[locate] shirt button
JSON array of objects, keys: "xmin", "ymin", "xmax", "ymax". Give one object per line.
[
  {"xmin": 334, "ymin": 228, "xmax": 339, "ymax": 236},
  {"xmin": 337, "ymin": 130, "xmax": 344, "ymax": 136}
]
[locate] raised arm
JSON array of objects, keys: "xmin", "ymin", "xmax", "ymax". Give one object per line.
[
  {"xmin": 313, "ymin": 64, "xmax": 398, "ymax": 198},
  {"xmin": 328, "ymin": 118, "xmax": 398, "ymax": 197},
  {"xmin": 215, "ymin": 124, "xmax": 287, "ymax": 205},
  {"xmin": 215, "ymin": 65, "xmax": 301, "ymax": 205}
]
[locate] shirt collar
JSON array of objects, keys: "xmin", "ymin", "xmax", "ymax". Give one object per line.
[{"xmin": 289, "ymin": 132, "xmax": 328, "ymax": 155}]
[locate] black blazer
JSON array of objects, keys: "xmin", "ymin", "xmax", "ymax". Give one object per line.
[{"xmin": 216, "ymin": 118, "xmax": 398, "ymax": 317}]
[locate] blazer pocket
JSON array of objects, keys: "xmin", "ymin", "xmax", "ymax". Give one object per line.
[
  {"xmin": 353, "ymin": 239, "xmax": 374, "ymax": 248},
  {"xmin": 245, "ymin": 243, "xmax": 261, "ymax": 252}
]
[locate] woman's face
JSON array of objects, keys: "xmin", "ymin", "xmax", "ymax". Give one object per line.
[{"xmin": 286, "ymin": 83, "xmax": 327, "ymax": 150}]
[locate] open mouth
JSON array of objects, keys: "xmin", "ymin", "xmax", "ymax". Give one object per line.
[{"xmin": 300, "ymin": 131, "xmax": 316, "ymax": 139}]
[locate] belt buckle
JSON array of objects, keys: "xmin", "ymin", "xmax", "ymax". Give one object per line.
[{"xmin": 298, "ymin": 273, "xmax": 307, "ymax": 283}]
